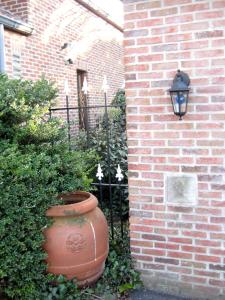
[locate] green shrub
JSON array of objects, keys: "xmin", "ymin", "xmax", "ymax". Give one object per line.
[{"xmin": 0, "ymin": 75, "xmax": 95, "ymax": 299}]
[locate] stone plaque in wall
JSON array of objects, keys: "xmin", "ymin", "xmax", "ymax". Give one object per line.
[{"xmin": 165, "ymin": 174, "xmax": 197, "ymax": 206}]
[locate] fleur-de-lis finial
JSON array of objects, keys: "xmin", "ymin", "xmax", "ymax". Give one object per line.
[
  {"xmin": 96, "ymin": 164, "xmax": 104, "ymax": 181},
  {"xmin": 82, "ymin": 77, "xmax": 89, "ymax": 95},
  {"xmin": 116, "ymin": 164, "xmax": 124, "ymax": 182},
  {"xmin": 64, "ymin": 79, "xmax": 70, "ymax": 96},
  {"xmin": 102, "ymin": 75, "xmax": 109, "ymax": 93}
]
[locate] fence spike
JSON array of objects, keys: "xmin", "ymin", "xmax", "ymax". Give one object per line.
[
  {"xmin": 96, "ymin": 163, "xmax": 104, "ymax": 181},
  {"xmin": 102, "ymin": 75, "xmax": 109, "ymax": 93},
  {"xmin": 64, "ymin": 79, "xmax": 70, "ymax": 96},
  {"xmin": 116, "ymin": 164, "xmax": 124, "ymax": 182},
  {"xmin": 82, "ymin": 77, "xmax": 89, "ymax": 94}
]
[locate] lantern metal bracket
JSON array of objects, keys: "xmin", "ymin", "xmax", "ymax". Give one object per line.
[{"xmin": 171, "ymin": 69, "xmax": 190, "ymax": 91}]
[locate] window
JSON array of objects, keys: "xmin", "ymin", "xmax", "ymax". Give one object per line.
[
  {"xmin": 12, "ymin": 52, "xmax": 21, "ymax": 78},
  {"xmin": 77, "ymin": 69, "xmax": 88, "ymax": 130}
]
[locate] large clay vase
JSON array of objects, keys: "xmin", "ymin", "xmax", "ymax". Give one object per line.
[{"xmin": 44, "ymin": 191, "xmax": 109, "ymax": 286}]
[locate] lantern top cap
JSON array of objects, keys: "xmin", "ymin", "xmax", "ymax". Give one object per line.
[{"xmin": 169, "ymin": 69, "xmax": 190, "ymax": 92}]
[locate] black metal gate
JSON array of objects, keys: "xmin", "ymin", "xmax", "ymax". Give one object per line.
[{"xmin": 49, "ymin": 77, "xmax": 128, "ymax": 240}]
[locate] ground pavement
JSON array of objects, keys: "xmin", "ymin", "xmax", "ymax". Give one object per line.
[{"xmin": 130, "ymin": 289, "xmax": 194, "ymax": 300}]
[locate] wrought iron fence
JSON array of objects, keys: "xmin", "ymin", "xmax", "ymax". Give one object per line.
[{"xmin": 49, "ymin": 77, "xmax": 128, "ymax": 240}]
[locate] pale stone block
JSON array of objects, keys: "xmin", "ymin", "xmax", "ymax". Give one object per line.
[{"xmin": 165, "ymin": 174, "xmax": 198, "ymax": 206}]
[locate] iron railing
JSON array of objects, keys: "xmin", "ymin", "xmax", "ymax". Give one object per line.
[{"xmin": 49, "ymin": 78, "xmax": 128, "ymax": 240}]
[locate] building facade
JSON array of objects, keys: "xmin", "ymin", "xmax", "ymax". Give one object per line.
[
  {"xmin": 0, "ymin": 0, "xmax": 124, "ymax": 126},
  {"xmin": 124, "ymin": 0, "xmax": 225, "ymax": 299}
]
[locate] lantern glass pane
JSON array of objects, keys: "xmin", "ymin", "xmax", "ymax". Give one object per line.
[{"xmin": 171, "ymin": 91, "xmax": 188, "ymax": 116}]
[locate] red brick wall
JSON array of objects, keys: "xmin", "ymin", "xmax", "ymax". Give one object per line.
[
  {"xmin": 124, "ymin": 0, "xmax": 225, "ymax": 299},
  {"xmin": 3, "ymin": 0, "xmax": 123, "ymax": 125}
]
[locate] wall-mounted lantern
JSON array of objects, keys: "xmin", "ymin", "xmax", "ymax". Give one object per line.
[{"xmin": 169, "ymin": 70, "xmax": 190, "ymax": 120}]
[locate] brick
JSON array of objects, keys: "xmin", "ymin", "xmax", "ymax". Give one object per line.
[
  {"xmin": 195, "ymin": 224, "xmax": 222, "ymax": 232},
  {"xmin": 155, "ymin": 243, "xmax": 179, "ymax": 250},
  {"xmin": 181, "ymin": 40, "xmax": 208, "ymax": 50},
  {"xmin": 211, "ymin": 166, "xmax": 225, "ymax": 173},
  {"xmin": 124, "ymin": 12, "xmax": 148, "ymax": 21},
  {"xmin": 125, "ymin": 46, "xmax": 149, "ymax": 55},
  {"xmin": 195, "ymin": 208, "xmax": 221, "ymax": 215},
  {"xmin": 164, "ymin": 0, "xmax": 189, "ymax": 5},
  {"xmin": 194, "ymin": 270, "xmax": 220, "ymax": 278},
  {"xmin": 168, "ymin": 237, "xmax": 193, "ymax": 245},
  {"xmin": 136, "ymin": 1, "xmax": 161, "ymax": 10},
  {"xmin": 212, "ymin": 38, "xmax": 225, "ymax": 47},
  {"xmin": 155, "ymin": 257, "xmax": 179, "ymax": 265},
  {"xmin": 142, "ymin": 248, "xmax": 166, "ymax": 256},
  {"xmin": 143, "ymin": 263, "xmax": 165, "ymax": 270},
  {"xmin": 165, "ymin": 14, "xmax": 193, "ymax": 24},
  {"xmin": 183, "ymin": 231, "xmax": 207, "ymax": 239},
  {"xmin": 138, "ymin": 54, "xmax": 163, "ymax": 62},
  {"xmin": 165, "ymin": 33, "xmax": 192, "ymax": 43},
  {"xmin": 181, "ymin": 261, "xmax": 206, "ymax": 269},
  {"xmin": 198, "ymin": 175, "xmax": 222, "ymax": 182},
  {"xmin": 195, "ymin": 255, "xmax": 221, "ymax": 263},
  {"xmin": 211, "ymin": 184, "xmax": 225, "ymax": 191},
  {"xmin": 196, "ymin": 157, "xmax": 223, "ymax": 165},
  {"xmin": 195, "ymin": 30, "xmax": 223, "ymax": 39},
  {"xmin": 198, "ymin": 68, "xmax": 224, "ymax": 76},
  {"xmin": 125, "ymin": 73, "xmax": 136, "ymax": 81},
  {"xmin": 152, "ymin": 25, "xmax": 178, "ymax": 35},
  {"xmin": 142, "ymin": 234, "xmax": 166, "ymax": 241},
  {"xmin": 181, "ymin": 3, "xmax": 209, "ymax": 13},
  {"xmin": 195, "ymin": 240, "xmax": 221, "ymax": 248},
  {"xmin": 154, "ymin": 228, "xmax": 178, "ymax": 235},
  {"xmin": 152, "ymin": 62, "xmax": 178, "ymax": 70},
  {"xmin": 209, "ymin": 279, "xmax": 225, "ymax": 288},
  {"xmin": 210, "ymin": 248, "xmax": 225, "ymax": 256},
  {"xmin": 196, "ymin": 11, "xmax": 224, "ymax": 20},
  {"xmin": 168, "ymin": 251, "xmax": 192, "ymax": 259},
  {"xmin": 182, "ymin": 60, "xmax": 209, "ymax": 68},
  {"xmin": 132, "ymin": 254, "xmax": 153, "ymax": 262},
  {"xmin": 209, "ymin": 264, "xmax": 225, "ymax": 271},
  {"xmin": 181, "ymin": 22, "xmax": 210, "ymax": 32},
  {"xmin": 168, "ymin": 266, "xmax": 192, "ymax": 275},
  {"xmin": 151, "ymin": 7, "xmax": 177, "ymax": 17},
  {"xmin": 137, "ymin": 36, "xmax": 163, "ymax": 45},
  {"xmin": 125, "ymin": 64, "xmax": 149, "ymax": 71},
  {"xmin": 168, "ymin": 206, "xmax": 193, "ymax": 214},
  {"xmin": 125, "ymin": 29, "xmax": 149, "ymax": 38},
  {"xmin": 181, "ymin": 275, "xmax": 207, "ymax": 284},
  {"xmin": 152, "ymin": 43, "xmax": 178, "ymax": 52},
  {"xmin": 182, "ymin": 246, "xmax": 206, "ymax": 254},
  {"xmin": 182, "ymin": 166, "xmax": 208, "ymax": 173},
  {"xmin": 166, "ymin": 51, "xmax": 191, "ymax": 60},
  {"xmin": 137, "ymin": 19, "xmax": 163, "ymax": 28},
  {"xmin": 195, "ymin": 49, "xmax": 224, "ymax": 59},
  {"xmin": 213, "ymin": 0, "xmax": 225, "ymax": 8},
  {"xmin": 126, "ymin": 81, "xmax": 150, "ymax": 88},
  {"xmin": 182, "ymin": 148, "xmax": 208, "ymax": 155},
  {"xmin": 213, "ymin": 19, "xmax": 225, "ymax": 27}
]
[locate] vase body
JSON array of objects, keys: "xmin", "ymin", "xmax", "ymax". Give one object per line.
[{"xmin": 44, "ymin": 191, "xmax": 109, "ymax": 286}]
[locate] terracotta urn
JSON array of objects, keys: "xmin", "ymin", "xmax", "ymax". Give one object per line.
[{"xmin": 44, "ymin": 191, "xmax": 109, "ymax": 286}]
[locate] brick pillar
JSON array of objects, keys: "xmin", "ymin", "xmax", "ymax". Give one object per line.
[{"xmin": 124, "ymin": 1, "xmax": 225, "ymax": 299}]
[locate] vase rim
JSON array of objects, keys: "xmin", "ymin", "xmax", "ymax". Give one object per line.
[{"xmin": 46, "ymin": 191, "xmax": 98, "ymax": 217}]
